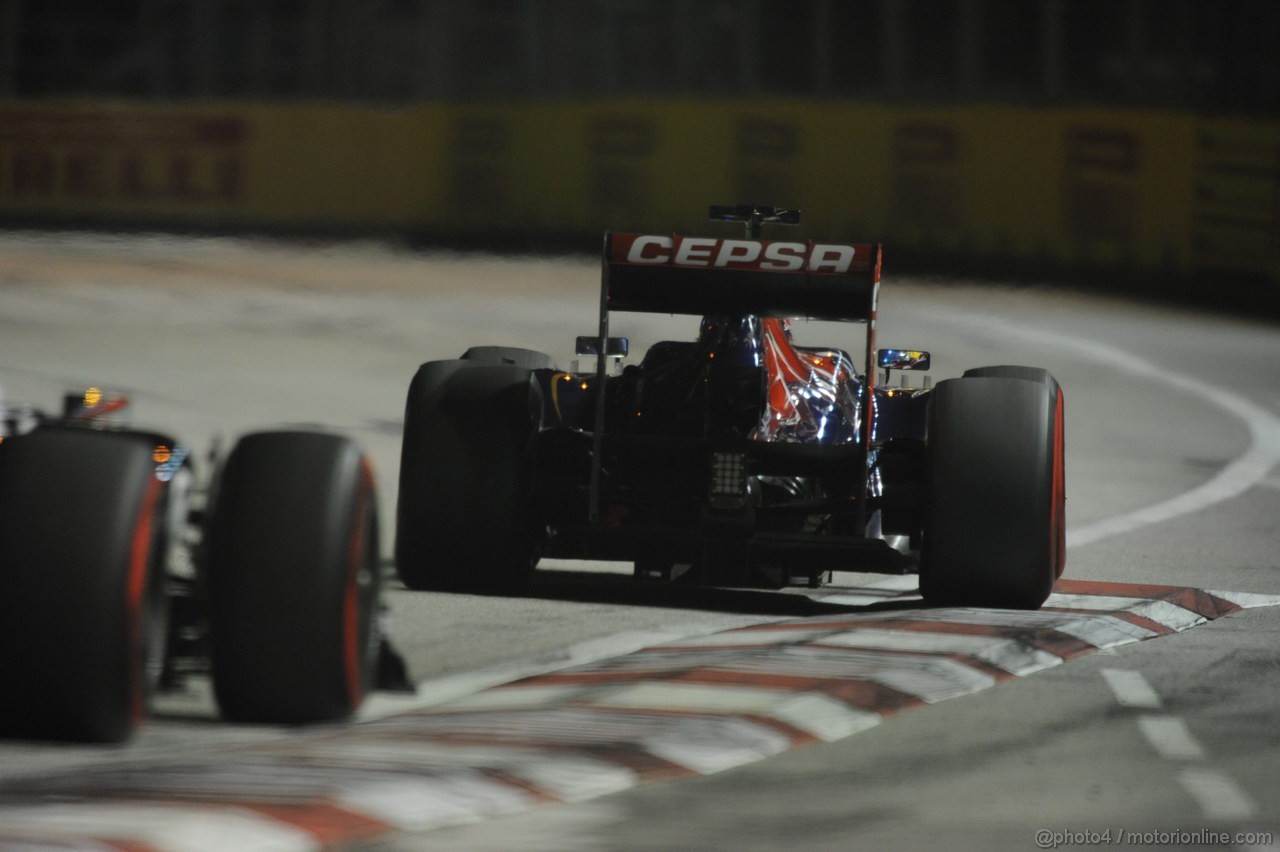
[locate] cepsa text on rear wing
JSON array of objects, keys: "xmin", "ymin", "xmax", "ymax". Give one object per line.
[{"xmin": 602, "ymin": 233, "xmax": 882, "ymax": 324}]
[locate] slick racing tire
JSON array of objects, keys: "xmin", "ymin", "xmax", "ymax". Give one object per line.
[
  {"xmin": 207, "ymin": 431, "xmax": 381, "ymax": 724},
  {"xmin": 963, "ymin": 364, "xmax": 1058, "ymax": 390},
  {"xmin": 0, "ymin": 429, "xmax": 170, "ymax": 743},
  {"xmin": 461, "ymin": 346, "xmax": 555, "ymax": 371},
  {"xmin": 961, "ymin": 365, "xmax": 1067, "ymax": 579},
  {"xmin": 396, "ymin": 360, "xmax": 542, "ymax": 592},
  {"xmin": 919, "ymin": 375, "xmax": 1065, "ymax": 609}
]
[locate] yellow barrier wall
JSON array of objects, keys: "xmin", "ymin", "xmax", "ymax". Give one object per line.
[
  {"xmin": 0, "ymin": 100, "xmax": 450, "ymax": 225},
  {"xmin": 2, "ymin": 99, "xmax": 1276, "ymax": 286}
]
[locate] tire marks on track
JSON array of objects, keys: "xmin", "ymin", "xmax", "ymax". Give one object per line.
[{"xmin": 0, "ymin": 579, "xmax": 1275, "ymax": 851}]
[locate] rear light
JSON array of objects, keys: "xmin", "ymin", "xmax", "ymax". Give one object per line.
[{"xmin": 709, "ymin": 452, "xmax": 748, "ymax": 509}]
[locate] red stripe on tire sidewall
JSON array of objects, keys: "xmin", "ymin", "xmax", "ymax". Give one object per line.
[
  {"xmin": 342, "ymin": 458, "xmax": 374, "ymax": 710},
  {"xmin": 126, "ymin": 474, "xmax": 163, "ymax": 725},
  {"xmin": 1052, "ymin": 387, "xmax": 1066, "ymax": 578}
]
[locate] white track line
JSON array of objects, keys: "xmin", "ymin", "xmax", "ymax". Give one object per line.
[
  {"xmin": 1137, "ymin": 715, "xmax": 1207, "ymax": 761},
  {"xmin": 1025, "ymin": 331, "xmax": 1280, "ymax": 547},
  {"xmin": 1177, "ymin": 768, "xmax": 1257, "ymax": 820},
  {"xmin": 1099, "ymin": 668, "xmax": 1164, "ymax": 709},
  {"xmin": 1100, "ymin": 668, "xmax": 1259, "ymax": 824},
  {"xmin": 922, "ymin": 310, "xmax": 1280, "ymax": 548}
]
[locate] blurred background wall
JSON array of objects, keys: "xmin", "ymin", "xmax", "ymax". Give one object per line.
[{"xmin": 0, "ymin": 0, "xmax": 1276, "ymax": 302}]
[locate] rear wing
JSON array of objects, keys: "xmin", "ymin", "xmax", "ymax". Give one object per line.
[{"xmin": 603, "ymin": 233, "xmax": 882, "ymax": 323}]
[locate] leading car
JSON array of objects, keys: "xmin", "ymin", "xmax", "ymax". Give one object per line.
[
  {"xmin": 396, "ymin": 205, "xmax": 1066, "ymax": 609},
  {"xmin": 0, "ymin": 387, "xmax": 396, "ymax": 743}
]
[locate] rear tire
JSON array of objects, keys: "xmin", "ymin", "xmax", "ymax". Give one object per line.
[
  {"xmin": 962, "ymin": 366, "xmax": 1066, "ymax": 578},
  {"xmin": 396, "ymin": 361, "xmax": 542, "ymax": 592},
  {"xmin": 461, "ymin": 346, "xmax": 554, "ymax": 371},
  {"xmin": 207, "ymin": 431, "xmax": 380, "ymax": 724},
  {"xmin": 0, "ymin": 429, "xmax": 168, "ymax": 743},
  {"xmin": 920, "ymin": 375, "xmax": 1065, "ymax": 609},
  {"xmin": 963, "ymin": 365, "xmax": 1057, "ymax": 390}
]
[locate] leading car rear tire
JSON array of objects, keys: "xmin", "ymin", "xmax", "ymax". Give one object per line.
[
  {"xmin": 960, "ymin": 365, "xmax": 1066, "ymax": 579},
  {"xmin": 207, "ymin": 431, "xmax": 380, "ymax": 724},
  {"xmin": 0, "ymin": 429, "xmax": 168, "ymax": 743},
  {"xmin": 461, "ymin": 346, "xmax": 555, "ymax": 371},
  {"xmin": 920, "ymin": 375, "xmax": 1064, "ymax": 609},
  {"xmin": 395, "ymin": 360, "xmax": 542, "ymax": 592}
]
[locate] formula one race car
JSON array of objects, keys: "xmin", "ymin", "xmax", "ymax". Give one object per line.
[
  {"xmin": 0, "ymin": 388, "xmax": 395, "ymax": 743},
  {"xmin": 396, "ymin": 205, "xmax": 1065, "ymax": 609}
]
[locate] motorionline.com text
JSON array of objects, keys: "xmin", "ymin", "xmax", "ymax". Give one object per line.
[{"xmin": 1035, "ymin": 828, "xmax": 1273, "ymax": 848}]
